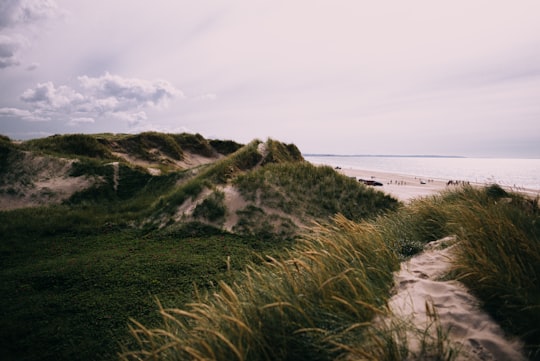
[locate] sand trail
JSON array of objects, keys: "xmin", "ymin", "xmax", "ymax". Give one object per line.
[{"xmin": 387, "ymin": 237, "xmax": 526, "ymax": 361}]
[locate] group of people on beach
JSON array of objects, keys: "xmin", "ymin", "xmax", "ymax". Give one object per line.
[{"xmin": 446, "ymin": 180, "xmax": 470, "ymax": 186}]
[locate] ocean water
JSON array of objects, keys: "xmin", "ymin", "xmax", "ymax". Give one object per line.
[{"xmin": 304, "ymin": 155, "xmax": 540, "ymax": 191}]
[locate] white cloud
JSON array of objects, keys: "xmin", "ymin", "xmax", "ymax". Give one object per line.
[
  {"xmin": 78, "ymin": 72, "xmax": 182, "ymax": 108},
  {"xmin": 0, "ymin": 0, "xmax": 59, "ymax": 29},
  {"xmin": 0, "ymin": 0, "xmax": 60, "ymax": 69},
  {"xmin": 68, "ymin": 117, "xmax": 94, "ymax": 126},
  {"xmin": 0, "ymin": 107, "xmax": 48, "ymax": 121},
  {"xmin": 10, "ymin": 73, "xmax": 181, "ymax": 127},
  {"xmin": 21, "ymin": 81, "xmax": 84, "ymax": 109},
  {"xmin": 109, "ymin": 110, "xmax": 147, "ymax": 127}
]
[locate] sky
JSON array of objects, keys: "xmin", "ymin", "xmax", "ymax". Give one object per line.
[{"xmin": 0, "ymin": 0, "xmax": 539, "ymax": 157}]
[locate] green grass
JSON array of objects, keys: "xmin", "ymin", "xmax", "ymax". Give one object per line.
[
  {"xmin": 4, "ymin": 132, "xmax": 539, "ymax": 360},
  {"xmin": 114, "ymin": 132, "xmax": 184, "ymax": 161},
  {"xmin": 234, "ymin": 161, "xmax": 399, "ymax": 221},
  {"xmin": 0, "ymin": 206, "xmax": 289, "ymax": 361},
  {"xmin": 22, "ymin": 134, "xmax": 116, "ymax": 160}
]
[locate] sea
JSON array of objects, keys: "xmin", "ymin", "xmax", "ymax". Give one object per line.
[{"xmin": 304, "ymin": 155, "xmax": 540, "ymax": 192}]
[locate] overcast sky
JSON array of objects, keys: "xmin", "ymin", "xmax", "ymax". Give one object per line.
[{"xmin": 0, "ymin": 0, "xmax": 539, "ymax": 157}]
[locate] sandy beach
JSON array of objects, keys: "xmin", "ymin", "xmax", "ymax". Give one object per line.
[
  {"xmin": 336, "ymin": 167, "xmax": 451, "ymax": 202},
  {"xmin": 336, "ymin": 167, "xmax": 540, "ymax": 203}
]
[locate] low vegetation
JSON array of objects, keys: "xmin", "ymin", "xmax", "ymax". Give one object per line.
[{"xmin": 1, "ymin": 132, "xmax": 538, "ymax": 360}]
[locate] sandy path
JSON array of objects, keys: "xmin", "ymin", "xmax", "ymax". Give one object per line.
[{"xmin": 388, "ymin": 237, "xmax": 526, "ymax": 360}]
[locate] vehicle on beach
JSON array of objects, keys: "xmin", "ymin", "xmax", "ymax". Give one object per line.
[{"xmin": 359, "ymin": 179, "xmax": 383, "ymax": 186}]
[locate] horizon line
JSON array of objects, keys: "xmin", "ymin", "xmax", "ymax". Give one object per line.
[{"xmin": 302, "ymin": 154, "xmax": 467, "ymax": 159}]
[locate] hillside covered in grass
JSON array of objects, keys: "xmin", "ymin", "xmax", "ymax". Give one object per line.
[
  {"xmin": 0, "ymin": 132, "xmax": 399, "ymax": 361},
  {"xmin": 2, "ymin": 133, "xmax": 538, "ymax": 361},
  {"xmin": 123, "ymin": 185, "xmax": 540, "ymax": 361}
]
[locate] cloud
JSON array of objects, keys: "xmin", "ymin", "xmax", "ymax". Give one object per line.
[
  {"xmin": 25, "ymin": 62, "xmax": 38, "ymax": 71},
  {"xmin": 0, "ymin": 107, "xmax": 48, "ymax": 121},
  {"xmin": 21, "ymin": 81, "xmax": 84, "ymax": 108},
  {"xmin": 0, "ymin": 0, "xmax": 59, "ymax": 29},
  {"xmin": 78, "ymin": 72, "xmax": 182, "ymax": 108},
  {"xmin": 10, "ymin": 73, "xmax": 181, "ymax": 127},
  {"xmin": 0, "ymin": 34, "xmax": 21, "ymax": 68},
  {"xmin": 67, "ymin": 117, "xmax": 94, "ymax": 126},
  {"xmin": 0, "ymin": 0, "xmax": 60, "ymax": 69}
]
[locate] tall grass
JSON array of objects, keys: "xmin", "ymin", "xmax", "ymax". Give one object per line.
[
  {"xmin": 446, "ymin": 188, "xmax": 540, "ymax": 359},
  {"xmin": 354, "ymin": 301, "xmax": 460, "ymax": 361},
  {"xmin": 129, "ymin": 184, "xmax": 540, "ymax": 360},
  {"xmin": 234, "ymin": 162, "xmax": 399, "ymax": 222},
  {"xmin": 375, "ymin": 184, "xmax": 540, "ymax": 358},
  {"xmin": 121, "ymin": 215, "xmax": 400, "ymax": 361}
]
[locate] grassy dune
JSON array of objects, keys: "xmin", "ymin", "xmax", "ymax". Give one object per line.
[
  {"xmin": 1, "ymin": 133, "xmax": 538, "ymax": 360},
  {"xmin": 0, "ymin": 134, "xmax": 399, "ymax": 361},
  {"xmin": 123, "ymin": 185, "xmax": 540, "ymax": 360}
]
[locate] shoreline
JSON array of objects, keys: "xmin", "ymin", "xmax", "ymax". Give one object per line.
[{"xmin": 332, "ymin": 167, "xmax": 539, "ymax": 203}]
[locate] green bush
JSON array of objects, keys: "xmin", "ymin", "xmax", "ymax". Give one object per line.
[
  {"xmin": 193, "ymin": 190, "xmax": 226, "ymax": 222},
  {"xmin": 209, "ymin": 139, "xmax": 243, "ymax": 155}
]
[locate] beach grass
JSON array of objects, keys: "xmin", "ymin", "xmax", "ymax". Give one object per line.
[
  {"xmin": 376, "ymin": 184, "xmax": 540, "ymax": 358},
  {"xmin": 3, "ymin": 134, "xmax": 539, "ymax": 361},
  {"xmin": 123, "ymin": 184, "xmax": 540, "ymax": 360},
  {"xmin": 121, "ymin": 215, "xmax": 400, "ymax": 361}
]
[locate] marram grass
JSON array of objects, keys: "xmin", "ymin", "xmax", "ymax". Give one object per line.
[
  {"xmin": 121, "ymin": 215, "xmax": 400, "ymax": 361},
  {"xmin": 122, "ymin": 184, "xmax": 539, "ymax": 360}
]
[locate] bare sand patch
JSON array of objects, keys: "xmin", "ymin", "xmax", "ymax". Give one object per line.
[
  {"xmin": 0, "ymin": 154, "xmax": 94, "ymax": 210},
  {"xmin": 387, "ymin": 237, "xmax": 526, "ymax": 360}
]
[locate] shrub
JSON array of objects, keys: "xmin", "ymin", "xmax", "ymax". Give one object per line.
[
  {"xmin": 193, "ymin": 190, "xmax": 226, "ymax": 222},
  {"xmin": 209, "ymin": 139, "xmax": 243, "ymax": 155}
]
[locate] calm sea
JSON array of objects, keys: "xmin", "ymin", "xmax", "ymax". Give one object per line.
[{"xmin": 304, "ymin": 155, "xmax": 540, "ymax": 191}]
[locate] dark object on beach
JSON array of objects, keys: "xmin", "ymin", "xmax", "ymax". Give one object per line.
[{"xmin": 359, "ymin": 179, "xmax": 383, "ymax": 186}]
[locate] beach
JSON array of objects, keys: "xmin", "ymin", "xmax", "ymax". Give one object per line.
[
  {"xmin": 336, "ymin": 167, "xmax": 451, "ymax": 202},
  {"xmin": 335, "ymin": 167, "xmax": 540, "ymax": 202}
]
